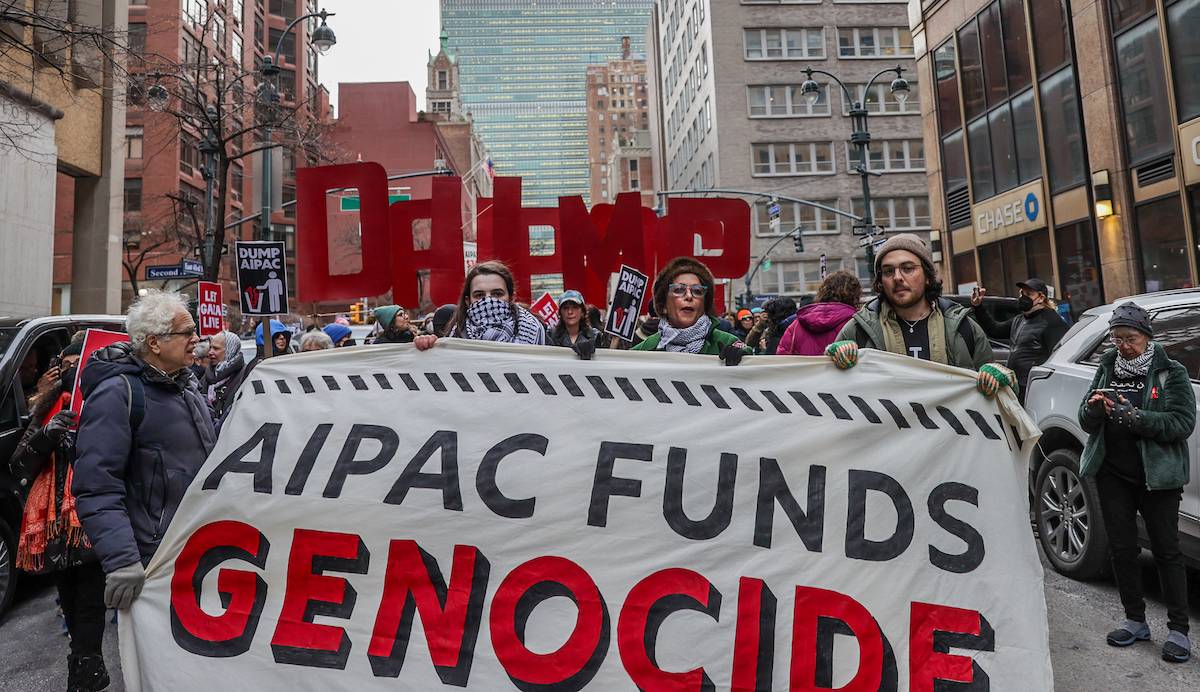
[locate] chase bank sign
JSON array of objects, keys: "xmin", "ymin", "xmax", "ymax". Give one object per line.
[{"xmin": 972, "ymin": 179, "xmax": 1047, "ymax": 242}]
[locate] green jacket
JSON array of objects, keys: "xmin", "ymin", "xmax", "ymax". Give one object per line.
[
  {"xmin": 632, "ymin": 323, "xmax": 752, "ymax": 356},
  {"xmin": 835, "ymin": 297, "xmax": 993, "ymax": 370},
  {"xmin": 1078, "ymin": 345, "xmax": 1195, "ymax": 490}
]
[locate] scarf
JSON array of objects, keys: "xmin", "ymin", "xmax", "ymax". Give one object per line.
[
  {"xmin": 16, "ymin": 393, "xmax": 90, "ymax": 572},
  {"xmin": 1114, "ymin": 342, "xmax": 1155, "ymax": 380},
  {"xmin": 461, "ymin": 298, "xmax": 546, "ymax": 345},
  {"xmin": 657, "ymin": 314, "xmax": 712, "ymax": 354}
]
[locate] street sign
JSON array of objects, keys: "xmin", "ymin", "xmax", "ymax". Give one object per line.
[
  {"xmin": 857, "ymin": 234, "xmax": 877, "ymax": 248},
  {"xmin": 146, "ymin": 264, "xmax": 188, "ymax": 279},
  {"xmin": 767, "ymin": 201, "xmax": 781, "ymax": 235},
  {"xmin": 235, "ymin": 240, "xmax": 289, "ymax": 316},
  {"xmin": 197, "ymin": 281, "xmax": 224, "ymax": 337},
  {"xmin": 766, "ymin": 202, "xmax": 781, "ymax": 217},
  {"xmin": 182, "ymin": 259, "xmax": 203, "ymax": 275},
  {"xmin": 340, "ymin": 193, "xmax": 410, "ymax": 211}
]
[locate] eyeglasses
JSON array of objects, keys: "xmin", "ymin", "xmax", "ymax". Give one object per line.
[
  {"xmin": 668, "ymin": 283, "xmax": 708, "ymax": 298},
  {"xmin": 159, "ymin": 327, "xmax": 197, "ymax": 339},
  {"xmin": 1110, "ymin": 335, "xmax": 1145, "ymax": 346},
  {"xmin": 880, "ymin": 262, "xmax": 921, "ymax": 279}
]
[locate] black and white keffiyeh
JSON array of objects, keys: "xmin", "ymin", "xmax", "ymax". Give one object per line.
[
  {"xmin": 1114, "ymin": 342, "xmax": 1154, "ymax": 380},
  {"xmin": 657, "ymin": 314, "xmax": 712, "ymax": 354},
  {"xmin": 461, "ymin": 297, "xmax": 546, "ymax": 345}
]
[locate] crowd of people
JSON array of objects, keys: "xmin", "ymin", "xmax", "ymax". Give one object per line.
[{"xmin": 6, "ymin": 234, "xmax": 1193, "ymax": 690}]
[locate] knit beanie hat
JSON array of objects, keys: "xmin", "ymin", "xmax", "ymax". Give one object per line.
[
  {"xmin": 874, "ymin": 233, "xmax": 934, "ymax": 273},
  {"xmin": 1109, "ymin": 302, "xmax": 1152, "ymax": 336},
  {"xmin": 374, "ymin": 305, "xmax": 402, "ymax": 329},
  {"xmin": 323, "ymin": 323, "xmax": 353, "ymax": 344}
]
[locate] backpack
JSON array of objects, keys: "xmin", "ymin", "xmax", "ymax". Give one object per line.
[
  {"xmin": 853, "ymin": 298, "xmax": 977, "ymax": 353},
  {"xmin": 121, "ymin": 374, "xmax": 145, "ymax": 436}
]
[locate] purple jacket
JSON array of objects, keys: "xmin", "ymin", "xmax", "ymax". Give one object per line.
[{"xmin": 776, "ymin": 302, "xmax": 858, "ymax": 356}]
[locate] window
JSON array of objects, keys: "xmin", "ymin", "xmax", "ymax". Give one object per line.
[
  {"xmin": 958, "ymin": 20, "xmax": 986, "ymax": 121},
  {"xmin": 837, "ymin": 27, "xmax": 913, "ymax": 58},
  {"xmin": 123, "ymin": 178, "xmax": 142, "ymax": 212},
  {"xmin": 232, "ymin": 31, "xmax": 243, "ymax": 60},
  {"xmin": 747, "ymin": 84, "xmax": 830, "ymax": 117},
  {"xmin": 231, "ymin": 164, "xmax": 244, "ymax": 204},
  {"xmin": 125, "ymin": 127, "xmax": 143, "ymax": 159},
  {"xmin": 967, "ymin": 118, "xmax": 995, "ymax": 200},
  {"xmin": 270, "ymin": 28, "xmax": 295, "ymax": 63},
  {"xmin": 1166, "ymin": 0, "xmax": 1200, "ymax": 122},
  {"xmin": 233, "ymin": 0, "xmax": 244, "ymax": 24},
  {"xmin": 282, "ymin": 183, "xmax": 296, "ymax": 218},
  {"xmin": 181, "ymin": 32, "xmax": 202, "ymax": 65},
  {"xmin": 179, "ymin": 133, "xmax": 199, "ymax": 176},
  {"xmin": 989, "ymin": 106, "xmax": 1018, "ymax": 192},
  {"xmin": 437, "ymin": 70, "xmax": 449, "ymax": 90},
  {"xmin": 857, "ymin": 139, "xmax": 924, "ymax": 172},
  {"xmin": 977, "ymin": 230, "xmax": 1054, "ymax": 298},
  {"xmin": 1011, "ymin": 90, "xmax": 1042, "ymax": 183},
  {"xmin": 1135, "ymin": 197, "xmax": 1190, "ymax": 292},
  {"xmin": 278, "ymin": 68, "xmax": 296, "ymax": 101},
  {"xmin": 128, "ymin": 23, "xmax": 146, "ymax": 54},
  {"xmin": 1110, "ymin": 0, "xmax": 1157, "ymax": 31},
  {"xmin": 760, "ymin": 262, "xmax": 808, "ymax": 294},
  {"xmin": 1149, "ymin": 306, "xmax": 1200, "ymax": 379},
  {"xmin": 846, "ymin": 81, "xmax": 919, "ymax": 114},
  {"xmin": 751, "ymin": 142, "xmax": 835, "ymax": 176},
  {"xmin": 743, "ymin": 28, "xmax": 824, "ymax": 60},
  {"xmin": 1114, "ymin": 17, "xmax": 1175, "ymax": 164},
  {"xmin": 270, "ymin": 0, "xmax": 297, "ymax": 21},
  {"xmin": 431, "ymin": 100, "xmax": 451, "ymax": 114},
  {"xmin": 213, "ymin": 12, "xmax": 226, "ymax": 51},
  {"xmin": 1055, "ymin": 221, "xmax": 1104, "ymax": 319},
  {"xmin": 942, "ymin": 130, "xmax": 968, "ymax": 192},
  {"xmin": 754, "ymin": 199, "xmax": 840, "ymax": 235},
  {"xmin": 852, "ymin": 197, "xmax": 931, "ymax": 230},
  {"xmin": 1040, "ymin": 67, "xmax": 1086, "ymax": 192},
  {"xmin": 1031, "ymin": 0, "xmax": 1072, "ymax": 77}
]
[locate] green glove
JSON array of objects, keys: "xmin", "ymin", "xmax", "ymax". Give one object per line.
[
  {"xmin": 825, "ymin": 340, "xmax": 859, "ymax": 370},
  {"xmin": 977, "ymin": 363, "xmax": 1018, "ymax": 398}
]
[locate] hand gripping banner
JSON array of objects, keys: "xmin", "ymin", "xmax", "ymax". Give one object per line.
[{"xmin": 119, "ymin": 344, "xmax": 1052, "ymax": 690}]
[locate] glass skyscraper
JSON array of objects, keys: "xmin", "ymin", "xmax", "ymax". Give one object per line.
[{"xmin": 441, "ymin": 0, "xmax": 653, "ymax": 207}]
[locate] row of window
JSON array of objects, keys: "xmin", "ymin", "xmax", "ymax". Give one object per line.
[
  {"xmin": 667, "ymin": 98, "xmax": 712, "ymax": 184},
  {"xmin": 759, "ymin": 258, "xmax": 873, "ymax": 295},
  {"xmin": 747, "ymin": 81, "xmax": 920, "ymax": 118},
  {"xmin": 751, "ymin": 140, "xmax": 925, "ymax": 177},
  {"xmin": 753, "ymin": 196, "xmax": 931, "ymax": 236},
  {"xmin": 743, "ymin": 27, "xmax": 914, "ymax": 60}
]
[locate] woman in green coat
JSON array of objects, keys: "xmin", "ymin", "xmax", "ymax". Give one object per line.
[
  {"xmin": 1077, "ymin": 302, "xmax": 1195, "ymax": 663},
  {"xmin": 632, "ymin": 257, "xmax": 751, "ymax": 363}
]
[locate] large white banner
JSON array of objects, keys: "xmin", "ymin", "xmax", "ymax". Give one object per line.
[{"xmin": 120, "ymin": 342, "xmax": 1052, "ymax": 690}]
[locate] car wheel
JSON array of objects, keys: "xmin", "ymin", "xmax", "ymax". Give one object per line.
[
  {"xmin": 1035, "ymin": 449, "xmax": 1110, "ymax": 580},
  {"xmin": 0, "ymin": 516, "xmax": 17, "ymax": 617}
]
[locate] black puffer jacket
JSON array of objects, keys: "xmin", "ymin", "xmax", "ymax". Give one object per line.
[
  {"xmin": 72, "ymin": 343, "xmax": 217, "ymax": 572},
  {"xmin": 974, "ymin": 306, "xmax": 1068, "ymax": 399},
  {"xmin": 547, "ymin": 323, "xmax": 606, "ymax": 350}
]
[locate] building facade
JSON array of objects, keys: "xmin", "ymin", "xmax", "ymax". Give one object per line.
[
  {"xmin": 1, "ymin": 0, "xmax": 127, "ymax": 316},
  {"xmin": 585, "ymin": 37, "xmax": 656, "ymax": 208},
  {"xmin": 440, "ymin": 0, "xmax": 653, "ymax": 207},
  {"xmin": 912, "ymin": 0, "xmax": 1199, "ymax": 316},
  {"xmin": 648, "ymin": 0, "xmax": 929, "ymax": 304}
]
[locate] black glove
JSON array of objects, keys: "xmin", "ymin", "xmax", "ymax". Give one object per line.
[
  {"xmin": 572, "ymin": 338, "xmax": 595, "ymax": 361},
  {"xmin": 1084, "ymin": 396, "xmax": 1107, "ymax": 417},
  {"xmin": 43, "ymin": 410, "xmax": 77, "ymax": 442},
  {"xmin": 720, "ymin": 342, "xmax": 745, "ymax": 366},
  {"xmin": 1109, "ymin": 398, "xmax": 1139, "ymax": 429}
]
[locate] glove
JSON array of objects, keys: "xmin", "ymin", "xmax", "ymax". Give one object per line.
[
  {"xmin": 1109, "ymin": 397, "xmax": 1139, "ymax": 429},
  {"xmin": 976, "ymin": 363, "xmax": 1018, "ymax": 398},
  {"xmin": 104, "ymin": 562, "xmax": 146, "ymax": 610},
  {"xmin": 572, "ymin": 337, "xmax": 595, "ymax": 361},
  {"xmin": 42, "ymin": 410, "xmax": 77, "ymax": 442},
  {"xmin": 720, "ymin": 341, "xmax": 746, "ymax": 366},
  {"xmin": 825, "ymin": 340, "xmax": 859, "ymax": 370}
]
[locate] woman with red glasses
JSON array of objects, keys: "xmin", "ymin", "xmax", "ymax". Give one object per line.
[{"xmin": 632, "ymin": 257, "xmax": 751, "ymax": 364}]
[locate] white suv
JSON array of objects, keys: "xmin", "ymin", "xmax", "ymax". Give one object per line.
[{"xmin": 1024, "ymin": 289, "xmax": 1200, "ymax": 579}]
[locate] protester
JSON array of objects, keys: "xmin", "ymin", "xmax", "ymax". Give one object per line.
[
  {"xmin": 746, "ymin": 296, "xmax": 797, "ymax": 355},
  {"xmin": 8, "ymin": 343, "xmax": 110, "ymax": 691},
  {"xmin": 373, "ymin": 305, "xmax": 416, "ymax": 344},
  {"xmin": 630, "ymin": 257, "xmax": 751, "ymax": 363},
  {"xmin": 1078, "ymin": 303, "xmax": 1194, "ymax": 663},
  {"xmin": 414, "ymin": 261, "xmax": 546, "ymax": 350},
  {"xmin": 428, "ymin": 304, "xmax": 457, "ymax": 337},
  {"xmin": 971, "ymin": 278, "xmax": 1069, "ymax": 403},
  {"xmin": 298, "ymin": 330, "xmax": 334, "ymax": 352},
  {"xmin": 73, "ymin": 291, "xmax": 217, "ymax": 614},
  {"xmin": 323, "ymin": 323, "xmax": 353, "ymax": 348},
  {"xmin": 253, "ymin": 320, "xmax": 294, "ymax": 356},
  {"xmin": 189, "ymin": 340, "xmax": 211, "ymax": 379},
  {"xmin": 201, "ymin": 331, "xmax": 246, "ymax": 423},
  {"xmin": 777, "ymin": 270, "xmax": 861, "ymax": 356},
  {"xmin": 547, "ymin": 290, "xmax": 600, "ymax": 359},
  {"xmin": 825, "ymin": 234, "xmax": 1008, "ymax": 397},
  {"xmin": 732, "ymin": 309, "xmax": 754, "ymax": 340}
]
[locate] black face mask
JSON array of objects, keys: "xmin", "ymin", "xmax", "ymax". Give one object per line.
[
  {"xmin": 1017, "ymin": 295, "xmax": 1035, "ymax": 312},
  {"xmin": 59, "ymin": 365, "xmax": 78, "ymax": 392}
]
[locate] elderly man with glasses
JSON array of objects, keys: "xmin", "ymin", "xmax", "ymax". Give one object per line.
[{"xmin": 73, "ymin": 290, "xmax": 217, "ymax": 613}]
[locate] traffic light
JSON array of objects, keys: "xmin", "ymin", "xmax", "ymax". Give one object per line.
[
  {"xmin": 793, "ymin": 231, "xmax": 804, "ymax": 254},
  {"xmin": 349, "ymin": 302, "xmax": 362, "ymax": 324}
]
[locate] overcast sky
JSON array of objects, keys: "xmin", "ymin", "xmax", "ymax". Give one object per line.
[{"xmin": 316, "ymin": 1, "xmax": 441, "ymax": 115}]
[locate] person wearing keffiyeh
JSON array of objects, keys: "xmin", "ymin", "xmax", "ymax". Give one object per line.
[
  {"xmin": 415, "ymin": 260, "xmax": 547, "ymax": 351},
  {"xmin": 8, "ymin": 342, "xmax": 111, "ymax": 691},
  {"xmin": 630, "ymin": 257, "xmax": 751, "ymax": 363}
]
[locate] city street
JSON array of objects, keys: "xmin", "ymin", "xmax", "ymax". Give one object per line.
[{"xmin": 0, "ymin": 543, "xmax": 1196, "ymax": 691}]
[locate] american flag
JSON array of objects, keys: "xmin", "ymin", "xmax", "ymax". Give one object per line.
[{"xmin": 485, "ymin": 157, "xmax": 495, "ymax": 179}]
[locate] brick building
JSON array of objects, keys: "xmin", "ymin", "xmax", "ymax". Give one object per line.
[{"xmin": 586, "ymin": 37, "xmax": 656, "ymax": 209}]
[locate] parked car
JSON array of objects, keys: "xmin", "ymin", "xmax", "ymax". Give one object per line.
[
  {"xmin": 943, "ymin": 294, "xmax": 1022, "ymax": 364},
  {"xmin": 1024, "ymin": 289, "xmax": 1200, "ymax": 579},
  {"xmin": 0, "ymin": 315, "xmax": 125, "ymax": 617}
]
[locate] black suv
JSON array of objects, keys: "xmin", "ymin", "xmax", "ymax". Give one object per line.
[{"xmin": 0, "ymin": 315, "xmax": 124, "ymax": 617}]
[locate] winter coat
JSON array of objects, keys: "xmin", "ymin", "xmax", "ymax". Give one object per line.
[
  {"xmin": 1078, "ymin": 345, "xmax": 1195, "ymax": 490},
  {"xmin": 974, "ymin": 306, "xmax": 1068, "ymax": 397},
  {"xmin": 201, "ymin": 352, "xmax": 247, "ymax": 423},
  {"xmin": 547, "ymin": 323, "xmax": 606, "ymax": 349},
  {"xmin": 777, "ymin": 302, "xmax": 858, "ymax": 355},
  {"xmin": 835, "ymin": 297, "xmax": 993, "ymax": 370},
  {"xmin": 72, "ymin": 343, "xmax": 217, "ymax": 572},
  {"xmin": 632, "ymin": 323, "xmax": 753, "ymax": 356},
  {"xmin": 374, "ymin": 329, "xmax": 415, "ymax": 345}
]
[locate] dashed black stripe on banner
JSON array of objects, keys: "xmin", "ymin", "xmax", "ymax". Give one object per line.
[{"xmin": 243, "ymin": 371, "xmax": 1014, "ymax": 443}]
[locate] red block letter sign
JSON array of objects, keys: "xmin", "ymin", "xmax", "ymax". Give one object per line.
[
  {"xmin": 482, "ymin": 177, "xmax": 564, "ymax": 303},
  {"xmin": 169, "ymin": 520, "xmax": 270, "ymax": 658},
  {"xmin": 617, "ymin": 568, "xmax": 721, "ymax": 691},
  {"xmin": 389, "ymin": 176, "xmax": 467, "ymax": 307},
  {"xmin": 658, "ymin": 197, "xmax": 751, "ymax": 312},
  {"xmin": 909, "ymin": 602, "xmax": 992, "ymax": 692},
  {"xmin": 559, "ymin": 191, "xmax": 652, "ymax": 306},
  {"xmin": 296, "ymin": 162, "xmax": 392, "ymax": 302},
  {"xmin": 791, "ymin": 586, "xmax": 889, "ymax": 692}
]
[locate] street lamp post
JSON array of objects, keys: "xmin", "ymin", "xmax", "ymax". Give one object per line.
[{"xmin": 799, "ymin": 64, "xmax": 909, "ymax": 268}]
